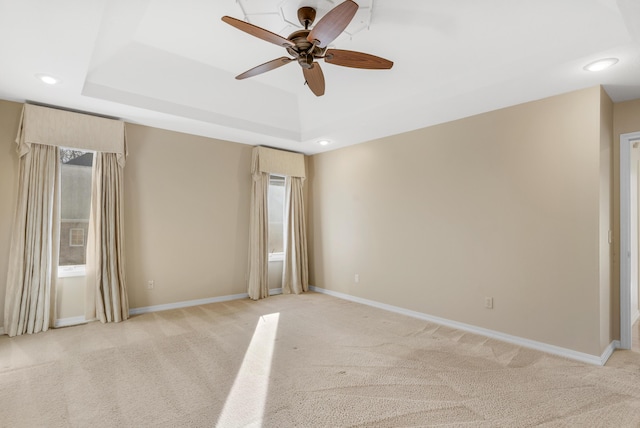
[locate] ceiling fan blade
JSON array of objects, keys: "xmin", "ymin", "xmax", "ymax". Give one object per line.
[
  {"xmin": 324, "ymin": 49, "xmax": 394, "ymax": 69},
  {"xmin": 236, "ymin": 57, "xmax": 295, "ymax": 80},
  {"xmin": 303, "ymin": 63, "xmax": 325, "ymax": 96},
  {"xmin": 222, "ymin": 16, "xmax": 294, "ymax": 48},
  {"xmin": 307, "ymin": 0, "xmax": 358, "ymax": 48}
]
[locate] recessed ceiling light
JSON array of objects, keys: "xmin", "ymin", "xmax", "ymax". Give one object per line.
[
  {"xmin": 583, "ymin": 58, "xmax": 619, "ymax": 72},
  {"xmin": 318, "ymin": 140, "xmax": 331, "ymax": 146},
  {"xmin": 35, "ymin": 73, "xmax": 61, "ymax": 85}
]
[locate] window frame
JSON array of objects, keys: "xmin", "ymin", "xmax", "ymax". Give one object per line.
[
  {"xmin": 57, "ymin": 146, "xmax": 95, "ymax": 278},
  {"xmin": 58, "ymin": 265, "xmax": 87, "ymax": 278},
  {"xmin": 268, "ymin": 174, "xmax": 286, "ymax": 263}
]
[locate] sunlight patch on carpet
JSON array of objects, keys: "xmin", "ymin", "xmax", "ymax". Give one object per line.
[{"xmin": 216, "ymin": 312, "xmax": 280, "ymax": 427}]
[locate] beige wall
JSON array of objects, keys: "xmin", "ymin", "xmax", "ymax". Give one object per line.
[
  {"xmin": 309, "ymin": 86, "xmax": 609, "ymax": 355},
  {"xmin": 123, "ymin": 124, "xmax": 253, "ymax": 308},
  {"xmin": 611, "ymin": 98, "xmax": 640, "ymax": 339},
  {"xmin": 269, "ymin": 260, "xmax": 283, "ymax": 290},
  {"xmin": 57, "ymin": 276, "xmax": 85, "ymax": 319}
]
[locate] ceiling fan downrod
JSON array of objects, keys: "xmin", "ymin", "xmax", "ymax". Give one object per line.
[{"xmin": 297, "ymin": 6, "xmax": 316, "ymax": 29}]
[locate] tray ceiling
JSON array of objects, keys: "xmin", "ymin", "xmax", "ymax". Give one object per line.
[{"xmin": 0, "ymin": 0, "xmax": 638, "ymax": 154}]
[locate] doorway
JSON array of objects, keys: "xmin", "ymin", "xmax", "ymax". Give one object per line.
[{"xmin": 619, "ymin": 131, "xmax": 640, "ymax": 349}]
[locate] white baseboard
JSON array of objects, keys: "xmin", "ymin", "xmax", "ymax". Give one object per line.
[
  {"xmin": 3, "ymin": 287, "xmax": 619, "ymax": 365},
  {"xmin": 129, "ymin": 288, "xmax": 283, "ymax": 316},
  {"xmin": 54, "ymin": 316, "xmax": 87, "ymax": 328},
  {"xmin": 309, "ymin": 286, "xmax": 617, "ymax": 366},
  {"xmin": 1, "ymin": 318, "xmax": 88, "ymax": 333},
  {"xmin": 1, "ymin": 289, "xmax": 283, "ymax": 333},
  {"xmin": 601, "ymin": 340, "xmax": 620, "ymax": 365},
  {"xmin": 129, "ymin": 293, "xmax": 250, "ymax": 315}
]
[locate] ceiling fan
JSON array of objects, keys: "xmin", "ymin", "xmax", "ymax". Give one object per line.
[{"xmin": 221, "ymin": 0, "xmax": 393, "ymax": 97}]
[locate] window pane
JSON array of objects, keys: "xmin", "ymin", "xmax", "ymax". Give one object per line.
[
  {"xmin": 59, "ymin": 149, "xmax": 93, "ymax": 266},
  {"xmin": 69, "ymin": 228, "xmax": 85, "ymax": 246},
  {"xmin": 268, "ymin": 175, "xmax": 285, "ymax": 255}
]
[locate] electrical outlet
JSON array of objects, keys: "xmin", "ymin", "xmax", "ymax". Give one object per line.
[
  {"xmin": 147, "ymin": 280, "xmax": 154, "ymax": 289},
  {"xmin": 484, "ymin": 297, "xmax": 493, "ymax": 309},
  {"xmin": 354, "ymin": 274, "xmax": 359, "ymax": 284}
]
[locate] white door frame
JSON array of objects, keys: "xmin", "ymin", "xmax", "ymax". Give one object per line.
[{"xmin": 620, "ymin": 131, "xmax": 640, "ymax": 349}]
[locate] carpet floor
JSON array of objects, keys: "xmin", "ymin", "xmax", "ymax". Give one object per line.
[{"xmin": 1, "ymin": 292, "xmax": 640, "ymax": 427}]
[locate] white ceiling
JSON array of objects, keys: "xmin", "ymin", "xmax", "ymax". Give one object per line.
[{"xmin": 0, "ymin": 0, "xmax": 639, "ymax": 155}]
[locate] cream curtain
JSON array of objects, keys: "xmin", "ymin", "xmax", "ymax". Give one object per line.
[
  {"xmin": 282, "ymin": 176, "xmax": 308, "ymax": 294},
  {"xmin": 248, "ymin": 146, "xmax": 307, "ymax": 300},
  {"xmin": 6, "ymin": 103, "xmax": 128, "ymax": 332},
  {"xmin": 4, "ymin": 144, "xmax": 60, "ymax": 337},
  {"xmin": 86, "ymin": 153, "xmax": 129, "ymax": 322},
  {"xmin": 16, "ymin": 104, "xmax": 127, "ymax": 167},
  {"xmin": 248, "ymin": 149, "xmax": 269, "ymax": 300},
  {"xmin": 253, "ymin": 146, "xmax": 306, "ymax": 178}
]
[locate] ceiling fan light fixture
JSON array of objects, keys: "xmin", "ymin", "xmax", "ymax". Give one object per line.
[{"xmin": 583, "ymin": 58, "xmax": 619, "ymax": 72}]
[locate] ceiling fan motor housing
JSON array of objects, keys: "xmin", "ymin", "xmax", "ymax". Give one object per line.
[{"xmin": 286, "ymin": 29, "xmax": 325, "ymax": 69}]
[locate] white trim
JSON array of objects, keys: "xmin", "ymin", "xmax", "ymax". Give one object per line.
[
  {"xmin": 310, "ymin": 286, "xmax": 617, "ymax": 366},
  {"xmin": 128, "ymin": 288, "xmax": 283, "ymax": 315},
  {"xmin": 58, "ymin": 265, "xmax": 86, "ymax": 278},
  {"xmin": 269, "ymin": 252, "xmax": 284, "ymax": 262},
  {"xmin": 129, "ymin": 293, "xmax": 250, "ymax": 315},
  {"xmin": 620, "ymin": 132, "xmax": 640, "ymax": 349},
  {"xmin": 5, "ymin": 289, "xmax": 286, "ymax": 333},
  {"xmin": 601, "ymin": 340, "xmax": 621, "ymax": 365},
  {"xmin": 54, "ymin": 316, "xmax": 87, "ymax": 328}
]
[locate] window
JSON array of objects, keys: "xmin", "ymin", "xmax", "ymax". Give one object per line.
[
  {"xmin": 69, "ymin": 228, "xmax": 85, "ymax": 247},
  {"xmin": 59, "ymin": 148, "xmax": 93, "ymax": 277},
  {"xmin": 268, "ymin": 175, "xmax": 285, "ymax": 261}
]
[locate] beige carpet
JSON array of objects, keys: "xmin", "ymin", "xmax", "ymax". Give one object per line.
[{"xmin": 2, "ymin": 292, "xmax": 640, "ymax": 427}]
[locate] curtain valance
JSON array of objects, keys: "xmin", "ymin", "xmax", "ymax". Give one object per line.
[
  {"xmin": 16, "ymin": 104, "xmax": 127, "ymax": 166},
  {"xmin": 252, "ymin": 146, "xmax": 306, "ymax": 178}
]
